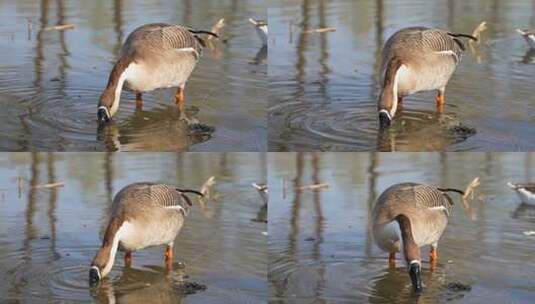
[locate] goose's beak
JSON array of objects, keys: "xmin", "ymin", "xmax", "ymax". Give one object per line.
[
  {"xmin": 89, "ymin": 266, "xmax": 101, "ymax": 286},
  {"xmin": 408, "ymin": 262, "xmax": 423, "ymax": 293},
  {"xmin": 97, "ymin": 106, "xmax": 111, "ymax": 124},
  {"xmin": 379, "ymin": 110, "xmax": 392, "ymax": 128}
]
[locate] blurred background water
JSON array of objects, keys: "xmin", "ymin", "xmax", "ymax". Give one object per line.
[
  {"xmin": 0, "ymin": 0, "xmax": 266, "ymax": 151},
  {"xmin": 268, "ymin": 0, "xmax": 535, "ymax": 151},
  {"xmin": 0, "ymin": 152, "xmax": 267, "ymax": 303},
  {"xmin": 269, "ymin": 152, "xmax": 535, "ymax": 303}
]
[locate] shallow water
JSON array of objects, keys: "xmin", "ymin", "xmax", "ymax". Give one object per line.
[
  {"xmin": 0, "ymin": 0, "xmax": 266, "ymax": 151},
  {"xmin": 268, "ymin": 152, "xmax": 535, "ymax": 303},
  {"xmin": 0, "ymin": 152, "xmax": 267, "ymax": 303},
  {"xmin": 268, "ymin": 0, "xmax": 535, "ymax": 151}
]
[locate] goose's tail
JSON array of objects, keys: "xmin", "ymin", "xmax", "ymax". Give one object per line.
[
  {"xmin": 175, "ymin": 188, "xmax": 204, "ymax": 207},
  {"xmin": 437, "ymin": 187, "xmax": 465, "ymax": 195},
  {"xmin": 447, "ymin": 32, "xmax": 478, "ymax": 41}
]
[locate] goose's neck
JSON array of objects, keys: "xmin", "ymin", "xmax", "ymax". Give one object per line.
[
  {"xmin": 105, "ymin": 58, "xmax": 132, "ymax": 116},
  {"xmin": 100, "ymin": 219, "xmax": 130, "ymax": 277},
  {"xmin": 379, "ymin": 59, "xmax": 405, "ymax": 118},
  {"xmin": 395, "ymin": 214, "xmax": 420, "ymax": 264}
]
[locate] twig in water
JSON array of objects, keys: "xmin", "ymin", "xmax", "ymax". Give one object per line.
[
  {"xmin": 32, "ymin": 182, "xmax": 64, "ymax": 189},
  {"xmin": 463, "ymin": 177, "xmax": 480, "ymax": 200},
  {"xmin": 252, "ymin": 182, "xmax": 268, "ymax": 204},
  {"xmin": 44, "ymin": 24, "xmax": 74, "ymax": 31},
  {"xmin": 209, "ymin": 18, "xmax": 225, "ymax": 40},
  {"xmin": 303, "ymin": 27, "xmax": 336, "ymax": 34},
  {"xmin": 298, "ymin": 183, "xmax": 330, "ymax": 191}
]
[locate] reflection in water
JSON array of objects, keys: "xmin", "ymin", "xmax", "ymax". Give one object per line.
[
  {"xmin": 0, "ymin": 1, "xmax": 266, "ymax": 151},
  {"xmin": 96, "ymin": 108, "xmax": 213, "ymax": 151},
  {"xmin": 269, "ymin": 0, "xmax": 535, "ymax": 151},
  {"xmin": 0, "ymin": 153, "xmax": 266, "ymax": 303},
  {"xmin": 269, "ymin": 152, "xmax": 535, "ymax": 303}
]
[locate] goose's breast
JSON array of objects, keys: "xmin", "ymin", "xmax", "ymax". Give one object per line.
[
  {"xmin": 119, "ymin": 211, "xmax": 184, "ymax": 251},
  {"xmin": 124, "ymin": 51, "xmax": 198, "ymax": 92}
]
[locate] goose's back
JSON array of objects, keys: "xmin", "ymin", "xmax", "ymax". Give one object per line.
[{"xmin": 121, "ymin": 23, "xmax": 203, "ymax": 59}]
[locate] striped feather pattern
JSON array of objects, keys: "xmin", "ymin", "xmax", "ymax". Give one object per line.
[
  {"xmin": 116, "ymin": 182, "xmax": 194, "ymax": 216},
  {"xmin": 123, "ymin": 23, "xmax": 204, "ymax": 58},
  {"xmin": 412, "ymin": 184, "xmax": 454, "ymax": 215}
]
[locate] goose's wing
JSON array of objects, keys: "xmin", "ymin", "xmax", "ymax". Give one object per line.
[
  {"xmin": 118, "ymin": 183, "xmax": 194, "ymax": 216},
  {"xmin": 123, "ymin": 23, "xmax": 203, "ymax": 58},
  {"xmin": 411, "ymin": 184, "xmax": 455, "ymax": 215}
]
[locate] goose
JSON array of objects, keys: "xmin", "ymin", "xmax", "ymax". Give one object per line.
[
  {"xmin": 97, "ymin": 23, "xmax": 218, "ymax": 125},
  {"xmin": 377, "ymin": 27, "xmax": 477, "ymax": 127},
  {"xmin": 507, "ymin": 182, "xmax": 535, "ymax": 204},
  {"xmin": 516, "ymin": 29, "xmax": 535, "ymax": 49},
  {"xmin": 248, "ymin": 19, "xmax": 268, "ymax": 45},
  {"xmin": 89, "ymin": 182, "xmax": 203, "ymax": 286},
  {"xmin": 371, "ymin": 183, "xmax": 464, "ymax": 293}
]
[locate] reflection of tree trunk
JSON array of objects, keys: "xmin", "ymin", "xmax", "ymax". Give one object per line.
[
  {"xmin": 34, "ymin": 0, "xmax": 49, "ymax": 88},
  {"xmin": 182, "ymin": 0, "xmax": 192, "ymax": 25},
  {"xmin": 113, "ymin": 0, "xmax": 124, "ymax": 56},
  {"xmin": 365, "ymin": 152, "xmax": 378, "ymax": 257},
  {"xmin": 47, "ymin": 153, "xmax": 59, "ymax": 258},
  {"xmin": 57, "ymin": 0, "xmax": 69, "ymax": 98},
  {"xmin": 318, "ymin": 0, "xmax": 330, "ymax": 100},
  {"xmin": 24, "ymin": 153, "xmax": 41, "ymax": 262},
  {"xmin": 295, "ymin": 0, "xmax": 310, "ymax": 95},
  {"xmin": 279, "ymin": 152, "xmax": 304, "ymax": 300},
  {"xmin": 104, "ymin": 152, "xmax": 114, "ymax": 202},
  {"xmin": 311, "ymin": 152, "xmax": 325, "ymax": 301}
]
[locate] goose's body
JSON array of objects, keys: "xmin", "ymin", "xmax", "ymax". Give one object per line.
[
  {"xmin": 516, "ymin": 29, "xmax": 535, "ymax": 49},
  {"xmin": 97, "ymin": 23, "xmax": 217, "ymax": 124},
  {"xmin": 89, "ymin": 182, "xmax": 202, "ymax": 285},
  {"xmin": 371, "ymin": 183, "xmax": 462, "ymax": 292},
  {"xmin": 377, "ymin": 27, "xmax": 476, "ymax": 127},
  {"xmin": 508, "ymin": 182, "xmax": 535, "ymax": 204}
]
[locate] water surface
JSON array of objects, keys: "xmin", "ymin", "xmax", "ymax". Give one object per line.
[
  {"xmin": 269, "ymin": 152, "xmax": 535, "ymax": 303},
  {"xmin": 0, "ymin": 152, "xmax": 267, "ymax": 303},
  {"xmin": 0, "ymin": 0, "xmax": 266, "ymax": 151},
  {"xmin": 268, "ymin": 0, "xmax": 535, "ymax": 151}
]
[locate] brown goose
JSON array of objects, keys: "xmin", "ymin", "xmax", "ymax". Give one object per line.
[
  {"xmin": 97, "ymin": 23, "xmax": 218, "ymax": 125},
  {"xmin": 377, "ymin": 27, "xmax": 477, "ymax": 127},
  {"xmin": 89, "ymin": 182, "xmax": 203, "ymax": 285},
  {"xmin": 371, "ymin": 183, "xmax": 464, "ymax": 292}
]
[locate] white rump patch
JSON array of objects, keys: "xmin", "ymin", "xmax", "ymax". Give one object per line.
[
  {"xmin": 428, "ymin": 205, "xmax": 449, "ymax": 215},
  {"xmin": 436, "ymin": 50, "xmax": 459, "ymax": 62},
  {"xmin": 176, "ymin": 47, "xmax": 199, "ymax": 58},
  {"xmin": 165, "ymin": 205, "xmax": 187, "ymax": 215}
]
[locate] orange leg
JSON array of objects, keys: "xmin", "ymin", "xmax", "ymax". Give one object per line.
[
  {"xmin": 435, "ymin": 91, "xmax": 445, "ymax": 112},
  {"xmin": 175, "ymin": 87, "xmax": 185, "ymax": 113},
  {"xmin": 136, "ymin": 93, "xmax": 143, "ymax": 110},
  {"xmin": 389, "ymin": 252, "xmax": 396, "ymax": 267},
  {"xmin": 429, "ymin": 248, "xmax": 438, "ymax": 271},
  {"xmin": 124, "ymin": 251, "xmax": 132, "ymax": 268},
  {"xmin": 165, "ymin": 245, "xmax": 173, "ymax": 269}
]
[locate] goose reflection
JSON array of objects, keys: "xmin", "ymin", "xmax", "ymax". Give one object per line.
[
  {"xmin": 377, "ymin": 108, "xmax": 474, "ymax": 151},
  {"xmin": 90, "ymin": 265, "xmax": 202, "ymax": 304},
  {"xmin": 96, "ymin": 106, "xmax": 214, "ymax": 151}
]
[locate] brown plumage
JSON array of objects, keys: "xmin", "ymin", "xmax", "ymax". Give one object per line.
[
  {"xmin": 371, "ymin": 182, "xmax": 463, "ymax": 292},
  {"xmin": 97, "ymin": 23, "xmax": 218, "ymax": 124},
  {"xmin": 378, "ymin": 27, "xmax": 477, "ymax": 127},
  {"xmin": 89, "ymin": 182, "xmax": 203, "ymax": 285}
]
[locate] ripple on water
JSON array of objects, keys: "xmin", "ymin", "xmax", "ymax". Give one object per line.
[{"xmin": 270, "ymin": 100, "xmax": 477, "ymax": 151}]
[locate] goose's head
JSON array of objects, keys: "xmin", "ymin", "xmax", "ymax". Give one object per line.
[
  {"xmin": 89, "ymin": 246, "xmax": 114, "ymax": 286},
  {"xmin": 97, "ymin": 89, "xmax": 118, "ymax": 124}
]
